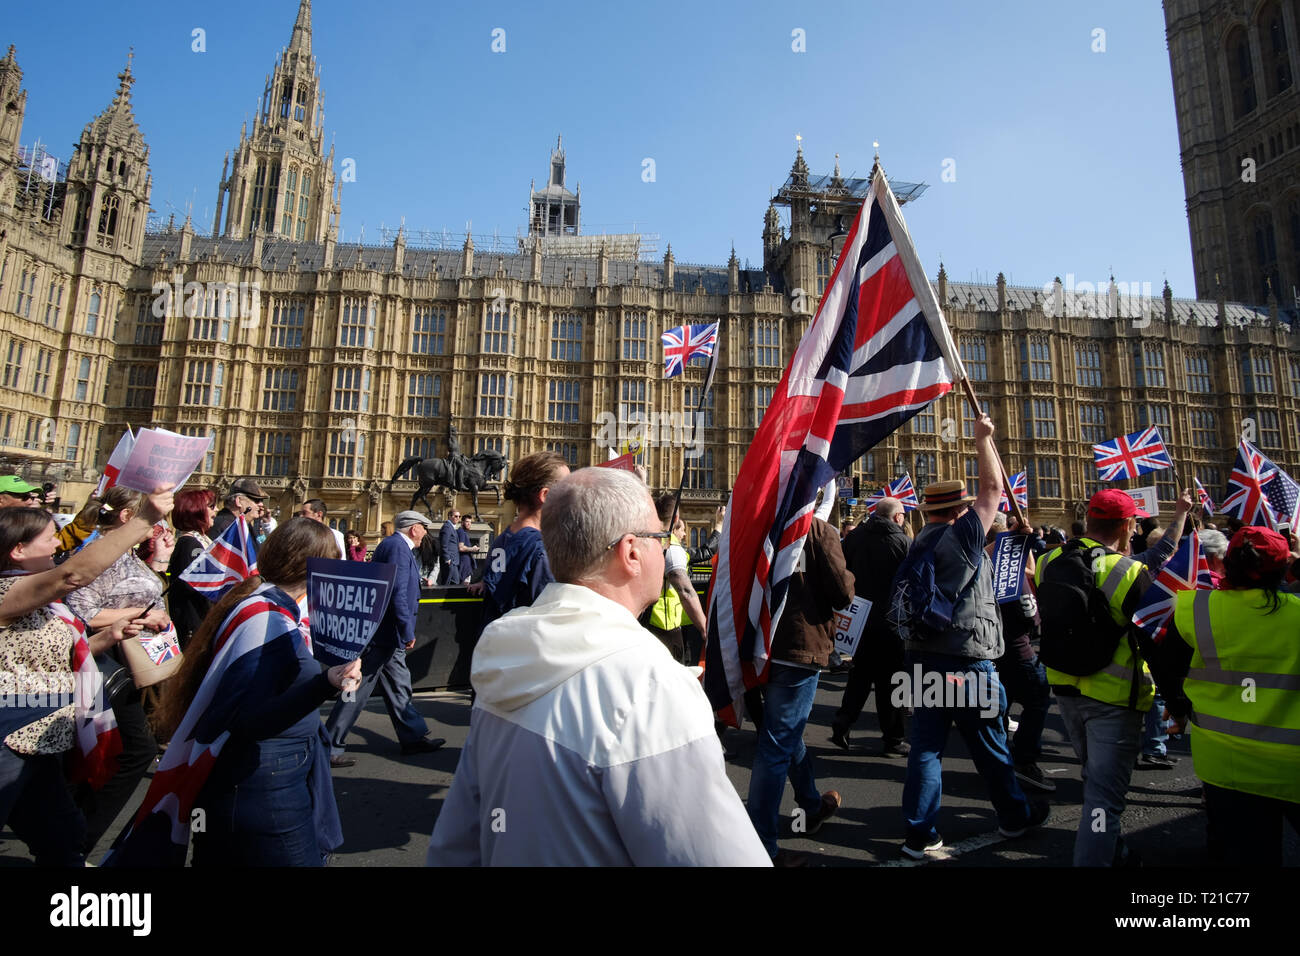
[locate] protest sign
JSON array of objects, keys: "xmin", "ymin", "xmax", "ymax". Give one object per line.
[
  {"xmin": 598, "ymin": 452, "xmax": 636, "ymax": 472},
  {"xmin": 831, "ymin": 596, "xmax": 872, "ymax": 658},
  {"xmin": 307, "ymin": 558, "xmax": 397, "ymax": 667},
  {"xmin": 991, "ymin": 532, "xmax": 1030, "ymax": 604},
  {"xmin": 1125, "ymin": 486, "xmax": 1159, "ymax": 518},
  {"xmin": 114, "ymin": 428, "xmax": 212, "ymax": 493}
]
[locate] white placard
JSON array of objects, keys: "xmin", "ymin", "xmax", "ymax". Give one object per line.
[
  {"xmin": 1126, "ymin": 486, "xmax": 1159, "ymax": 517},
  {"xmin": 831, "ymin": 596, "xmax": 872, "ymax": 659}
]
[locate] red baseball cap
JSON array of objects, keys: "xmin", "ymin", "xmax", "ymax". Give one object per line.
[
  {"xmin": 1227, "ymin": 526, "xmax": 1291, "ymax": 574},
  {"xmin": 1087, "ymin": 489, "xmax": 1150, "ymax": 520}
]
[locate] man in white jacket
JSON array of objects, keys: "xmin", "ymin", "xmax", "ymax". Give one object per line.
[{"xmin": 428, "ymin": 467, "xmax": 769, "ymax": 866}]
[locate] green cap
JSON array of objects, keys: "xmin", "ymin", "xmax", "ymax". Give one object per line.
[{"xmin": 0, "ymin": 476, "xmax": 39, "ymax": 496}]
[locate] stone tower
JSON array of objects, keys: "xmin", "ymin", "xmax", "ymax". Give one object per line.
[
  {"xmin": 61, "ymin": 51, "xmax": 152, "ymax": 264},
  {"xmin": 1164, "ymin": 0, "xmax": 1300, "ymax": 305},
  {"xmin": 529, "ymin": 136, "xmax": 580, "ymax": 237},
  {"xmin": 0, "ymin": 45, "xmax": 27, "ymax": 210},
  {"xmin": 213, "ymin": 0, "xmax": 338, "ymax": 241}
]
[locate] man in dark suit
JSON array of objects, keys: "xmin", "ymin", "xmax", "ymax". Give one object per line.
[
  {"xmin": 210, "ymin": 477, "xmax": 266, "ymax": 537},
  {"xmin": 325, "ymin": 510, "xmax": 446, "ymax": 767}
]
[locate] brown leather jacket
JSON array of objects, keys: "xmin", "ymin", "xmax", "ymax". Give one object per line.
[{"xmin": 771, "ymin": 517, "xmax": 855, "ymax": 668}]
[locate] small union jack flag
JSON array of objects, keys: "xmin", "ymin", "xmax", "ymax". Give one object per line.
[
  {"xmin": 1220, "ymin": 439, "xmax": 1282, "ymax": 529},
  {"xmin": 179, "ymin": 515, "xmax": 259, "ymax": 601},
  {"xmin": 1131, "ymin": 530, "xmax": 1214, "ymax": 641},
  {"xmin": 1092, "ymin": 426, "xmax": 1173, "ymax": 481},
  {"xmin": 1194, "ymin": 477, "xmax": 1215, "ymax": 516},
  {"xmin": 864, "ymin": 474, "xmax": 919, "ymax": 513},
  {"xmin": 662, "ymin": 322, "xmax": 719, "ymax": 378},
  {"xmin": 999, "ymin": 471, "xmax": 1028, "ymax": 513}
]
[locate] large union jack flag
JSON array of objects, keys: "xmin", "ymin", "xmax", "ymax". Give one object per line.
[
  {"xmin": 1131, "ymin": 530, "xmax": 1214, "ymax": 641},
  {"xmin": 1092, "ymin": 427, "xmax": 1173, "ymax": 481},
  {"xmin": 863, "ymin": 473, "xmax": 919, "ymax": 513},
  {"xmin": 662, "ymin": 322, "xmax": 719, "ymax": 378},
  {"xmin": 703, "ymin": 171, "xmax": 961, "ymax": 716},
  {"xmin": 104, "ymin": 585, "xmax": 315, "ymax": 866},
  {"xmin": 998, "ymin": 470, "xmax": 1028, "ymax": 513},
  {"xmin": 1220, "ymin": 438, "xmax": 1297, "ymax": 529},
  {"xmin": 179, "ymin": 515, "xmax": 259, "ymax": 601}
]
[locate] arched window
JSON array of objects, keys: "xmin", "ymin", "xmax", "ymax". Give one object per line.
[
  {"xmin": 297, "ymin": 172, "xmax": 311, "ymax": 240},
  {"xmin": 96, "ymin": 194, "xmax": 119, "ymax": 238},
  {"xmin": 85, "ymin": 292, "xmax": 101, "ymax": 335},
  {"xmin": 282, "ymin": 166, "xmax": 298, "ymax": 235},
  {"xmin": 1251, "ymin": 211, "xmax": 1280, "ymax": 301},
  {"xmin": 1227, "ymin": 26, "xmax": 1257, "ymax": 119},
  {"xmin": 1260, "ymin": 2, "xmax": 1293, "ymax": 97}
]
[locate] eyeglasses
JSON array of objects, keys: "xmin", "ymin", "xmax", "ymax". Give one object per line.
[{"xmin": 604, "ymin": 530, "xmax": 672, "ymax": 551}]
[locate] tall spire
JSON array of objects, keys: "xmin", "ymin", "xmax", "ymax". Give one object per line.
[
  {"xmin": 290, "ymin": 0, "xmax": 313, "ymax": 55},
  {"xmin": 113, "ymin": 48, "xmax": 135, "ymax": 108}
]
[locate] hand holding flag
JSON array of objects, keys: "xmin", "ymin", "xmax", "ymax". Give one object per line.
[{"xmin": 179, "ymin": 515, "xmax": 259, "ymax": 601}]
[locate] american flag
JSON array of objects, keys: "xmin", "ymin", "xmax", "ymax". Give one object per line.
[
  {"xmin": 863, "ymin": 473, "xmax": 919, "ymax": 513},
  {"xmin": 104, "ymin": 585, "xmax": 313, "ymax": 866},
  {"xmin": 1220, "ymin": 439, "xmax": 1287, "ymax": 529},
  {"xmin": 1262, "ymin": 456, "xmax": 1300, "ymax": 526},
  {"xmin": 1092, "ymin": 427, "xmax": 1173, "ymax": 481},
  {"xmin": 662, "ymin": 322, "xmax": 719, "ymax": 378},
  {"xmin": 1194, "ymin": 477, "xmax": 1215, "ymax": 516},
  {"xmin": 703, "ymin": 170, "xmax": 961, "ymax": 716},
  {"xmin": 179, "ymin": 515, "xmax": 259, "ymax": 600},
  {"xmin": 93, "ymin": 429, "xmax": 135, "ymax": 498},
  {"xmin": 1131, "ymin": 530, "xmax": 1214, "ymax": 641},
  {"xmin": 998, "ymin": 470, "xmax": 1029, "ymax": 513}
]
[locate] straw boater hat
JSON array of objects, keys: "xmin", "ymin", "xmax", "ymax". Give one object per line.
[{"xmin": 920, "ymin": 479, "xmax": 975, "ymax": 513}]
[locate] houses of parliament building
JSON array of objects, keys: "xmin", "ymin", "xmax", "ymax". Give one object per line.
[{"xmin": 0, "ymin": 0, "xmax": 1297, "ymax": 540}]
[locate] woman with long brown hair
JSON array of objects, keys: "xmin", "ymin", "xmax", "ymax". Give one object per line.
[
  {"xmin": 107, "ymin": 517, "xmax": 361, "ymax": 867},
  {"xmin": 468, "ymin": 451, "xmax": 569, "ymax": 632},
  {"xmin": 0, "ymin": 490, "xmax": 172, "ymax": 865}
]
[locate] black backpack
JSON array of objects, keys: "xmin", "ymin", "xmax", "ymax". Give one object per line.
[
  {"xmin": 1036, "ymin": 541, "xmax": 1131, "ymax": 678},
  {"xmin": 888, "ymin": 531, "xmax": 956, "ymax": 642}
]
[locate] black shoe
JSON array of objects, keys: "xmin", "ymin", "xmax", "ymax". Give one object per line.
[
  {"xmin": 829, "ymin": 725, "xmax": 851, "ymax": 751},
  {"xmin": 1135, "ymin": 753, "xmax": 1179, "ymax": 770},
  {"xmin": 804, "ymin": 791, "xmax": 841, "ymax": 836},
  {"xmin": 400, "ymin": 736, "xmax": 447, "ymax": 756},
  {"xmin": 1014, "ymin": 761, "xmax": 1058, "ymax": 793},
  {"xmin": 882, "ymin": 739, "xmax": 911, "ymax": 758},
  {"xmin": 901, "ymin": 832, "xmax": 943, "ymax": 860},
  {"xmin": 329, "ymin": 755, "xmax": 356, "ymax": 769},
  {"xmin": 1000, "ymin": 799, "xmax": 1051, "ymax": 838}
]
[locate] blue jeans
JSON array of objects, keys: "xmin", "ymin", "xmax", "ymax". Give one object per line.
[
  {"xmin": 1055, "ymin": 694, "xmax": 1144, "ymax": 866},
  {"xmin": 999, "ymin": 652, "xmax": 1051, "ymax": 764},
  {"xmin": 0, "ymin": 744, "xmax": 85, "ymax": 866},
  {"xmin": 747, "ymin": 663, "xmax": 823, "ymax": 857},
  {"xmin": 902, "ymin": 652, "xmax": 1033, "ymax": 842},
  {"xmin": 192, "ymin": 736, "xmax": 326, "ymax": 867},
  {"xmin": 1141, "ymin": 695, "xmax": 1168, "ymax": 757}
]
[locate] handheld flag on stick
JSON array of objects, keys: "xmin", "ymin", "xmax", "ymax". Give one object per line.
[
  {"xmin": 1092, "ymin": 427, "xmax": 1173, "ymax": 481},
  {"xmin": 998, "ymin": 471, "xmax": 1029, "ymax": 513},
  {"xmin": 179, "ymin": 515, "xmax": 259, "ymax": 601},
  {"xmin": 704, "ymin": 165, "xmax": 963, "ymax": 718},
  {"xmin": 662, "ymin": 322, "xmax": 719, "ymax": 378},
  {"xmin": 1220, "ymin": 439, "xmax": 1293, "ymax": 529},
  {"xmin": 94, "ymin": 429, "xmax": 135, "ymax": 498},
  {"xmin": 1194, "ymin": 477, "xmax": 1215, "ymax": 516},
  {"xmin": 863, "ymin": 474, "xmax": 919, "ymax": 513}
]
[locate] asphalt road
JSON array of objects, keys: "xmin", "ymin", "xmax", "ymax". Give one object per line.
[{"xmin": 5, "ymin": 670, "xmax": 1294, "ymax": 868}]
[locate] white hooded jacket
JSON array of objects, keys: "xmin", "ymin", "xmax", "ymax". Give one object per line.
[{"xmin": 427, "ymin": 582, "xmax": 770, "ymax": 866}]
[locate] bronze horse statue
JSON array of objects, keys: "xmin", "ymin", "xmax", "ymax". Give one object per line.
[{"xmin": 389, "ymin": 449, "xmax": 507, "ymax": 519}]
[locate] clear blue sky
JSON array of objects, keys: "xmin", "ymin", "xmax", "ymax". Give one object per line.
[{"xmin": 5, "ymin": 0, "xmax": 1195, "ymax": 296}]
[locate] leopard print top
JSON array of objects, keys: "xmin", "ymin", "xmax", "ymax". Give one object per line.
[{"xmin": 0, "ymin": 576, "xmax": 76, "ymax": 755}]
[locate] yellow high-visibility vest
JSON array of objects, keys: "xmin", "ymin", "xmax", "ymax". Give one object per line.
[
  {"xmin": 1037, "ymin": 538, "xmax": 1154, "ymax": 711},
  {"xmin": 1173, "ymin": 588, "xmax": 1300, "ymax": 804},
  {"xmin": 648, "ymin": 535, "xmax": 684, "ymax": 630}
]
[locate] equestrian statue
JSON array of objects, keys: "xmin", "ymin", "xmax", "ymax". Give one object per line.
[{"xmin": 388, "ymin": 426, "xmax": 507, "ymax": 519}]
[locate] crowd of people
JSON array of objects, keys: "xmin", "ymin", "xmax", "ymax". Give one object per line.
[{"xmin": 0, "ymin": 418, "xmax": 1297, "ymax": 866}]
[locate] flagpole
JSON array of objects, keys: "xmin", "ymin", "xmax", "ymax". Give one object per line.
[{"xmin": 958, "ymin": 375, "xmax": 1027, "ymax": 528}]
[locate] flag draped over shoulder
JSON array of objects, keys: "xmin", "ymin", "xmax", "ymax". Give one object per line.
[
  {"xmin": 179, "ymin": 515, "xmax": 259, "ymax": 601},
  {"xmin": 998, "ymin": 471, "xmax": 1028, "ymax": 513},
  {"xmin": 1131, "ymin": 531, "xmax": 1214, "ymax": 641},
  {"xmin": 104, "ymin": 586, "xmax": 303, "ymax": 866},
  {"xmin": 704, "ymin": 172, "xmax": 963, "ymax": 715},
  {"xmin": 863, "ymin": 473, "xmax": 918, "ymax": 513},
  {"xmin": 58, "ymin": 602, "xmax": 121, "ymax": 789}
]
